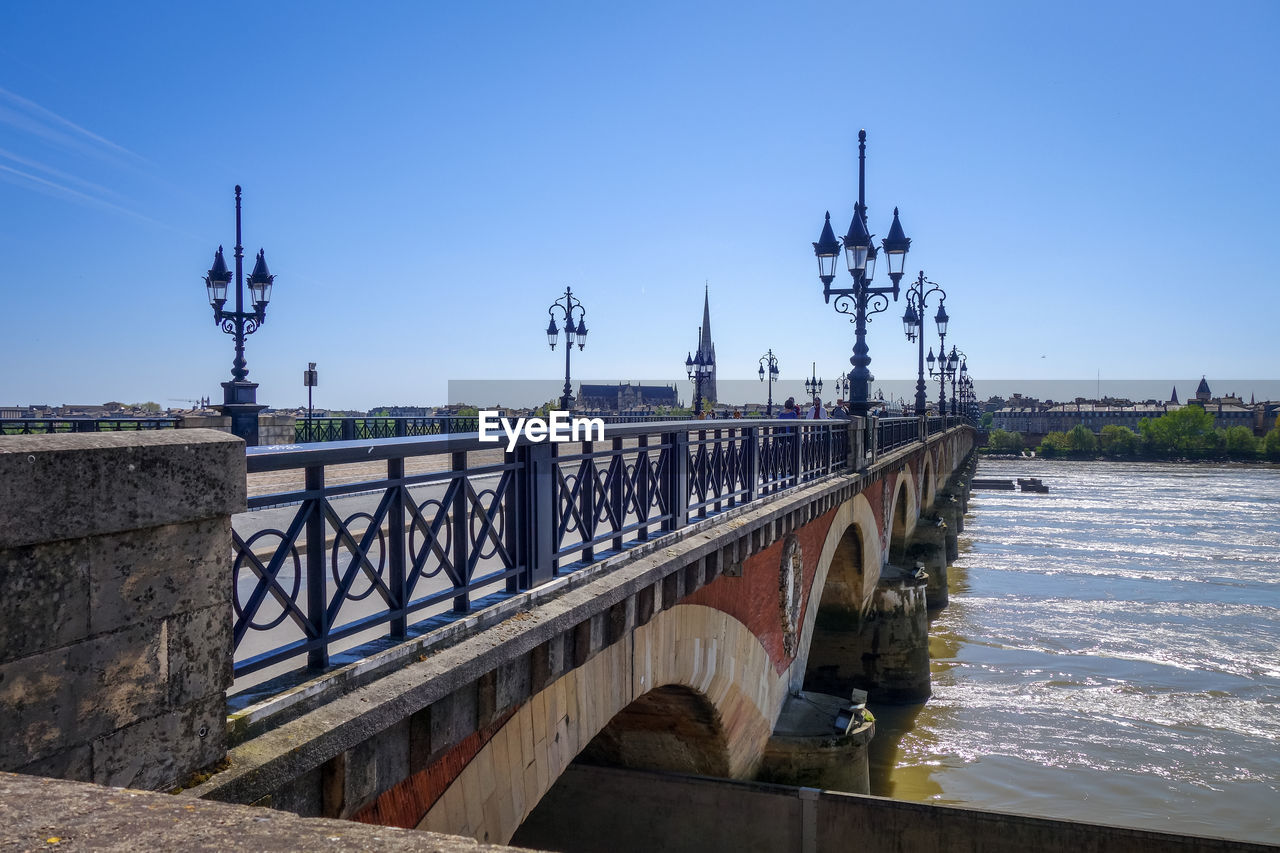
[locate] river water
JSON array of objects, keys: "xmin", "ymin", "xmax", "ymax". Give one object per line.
[{"xmin": 869, "ymin": 459, "xmax": 1280, "ymax": 844}]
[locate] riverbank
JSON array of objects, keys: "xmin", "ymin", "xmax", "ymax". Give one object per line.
[{"xmin": 979, "ymin": 449, "xmax": 1280, "ymax": 465}]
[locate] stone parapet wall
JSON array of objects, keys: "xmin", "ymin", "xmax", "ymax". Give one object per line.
[
  {"xmin": 178, "ymin": 412, "xmax": 296, "ymax": 446},
  {"xmin": 0, "ymin": 430, "xmax": 246, "ymax": 790},
  {"xmin": 257, "ymin": 414, "xmax": 296, "ymax": 446},
  {"xmin": 0, "ymin": 772, "xmax": 521, "ymax": 852}
]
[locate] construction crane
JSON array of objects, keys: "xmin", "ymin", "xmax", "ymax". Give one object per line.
[{"xmin": 168, "ymin": 397, "xmax": 212, "ymax": 410}]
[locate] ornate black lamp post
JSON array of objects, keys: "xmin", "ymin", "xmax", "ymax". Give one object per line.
[
  {"xmin": 685, "ymin": 347, "xmax": 713, "ymax": 417},
  {"xmin": 804, "ymin": 362, "xmax": 823, "ymax": 399},
  {"xmin": 900, "ymin": 271, "xmax": 947, "ymax": 417},
  {"xmin": 927, "ymin": 344, "xmax": 960, "ymax": 417},
  {"xmin": 959, "ymin": 373, "xmax": 977, "ymax": 422},
  {"xmin": 546, "ymin": 286, "xmax": 588, "ymax": 411},
  {"xmin": 812, "ymin": 130, "xmax": 912, "ymax": 416},
  {"xmin": 832, "ymin": 372, "xmax": 850, "ymax": 402},
  {"xmin": 949, "ymin": 351, "xmax": 968, "ymax": 416},
  {"xmin": 204, "ymin": 185, "xmax": 275, "ymax": 446},
  {"xmin": 758, "ymin": 349, "xmax": 780, "ymax": 415}
]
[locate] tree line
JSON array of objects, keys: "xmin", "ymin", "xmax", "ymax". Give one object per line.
[{"xmin": 984, "ymin": 406, "xmax": 1280, "ymax": 461}]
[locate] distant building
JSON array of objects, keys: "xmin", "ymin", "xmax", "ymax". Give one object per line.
[
  {"xmin": 993, "ymin": 377, "xmax": 1269, "ymax": 437},
  {"xmin": 578, "ymin": 382, "xmax": 680, "ymax": 411},
  {"xmin": 376, "ymin": 406, "xmax": 432, "ymax": 417},
  {"xmin": 1195, "ymin": 376, "xmax": 1212, "ymax": 403}
]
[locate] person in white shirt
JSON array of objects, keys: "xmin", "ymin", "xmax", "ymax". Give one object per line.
[{"xmin": 806, "ymin": 397, "xmax": 828, "ymax": 419}]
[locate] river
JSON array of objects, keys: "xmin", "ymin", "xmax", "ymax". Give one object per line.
[{"xmin": 869, "ymin": 458, "xmax": 1280, "ymax": 845}]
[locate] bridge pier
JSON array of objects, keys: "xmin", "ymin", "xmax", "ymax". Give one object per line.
[
  {"xmin": 756, "ymin": 691, "xmax": 875, "ymax": 794},
  {"xmin": 806, "ymin": 569, "xmax": 931, "ymax": 705},
  {"xmin": 906, "ymin": 516, "xmax": 950, "ymax": 611},
  {"xmin": 935, "ymin": 496, "xmax": 962, "ymax": 564}
]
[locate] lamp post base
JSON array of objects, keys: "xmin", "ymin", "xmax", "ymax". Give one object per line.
[{"xmin": 220, "ymin": 381, "xmax": 265, "ymax": 447}]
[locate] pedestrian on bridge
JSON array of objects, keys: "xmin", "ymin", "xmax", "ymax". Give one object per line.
[{"xmin": 806, "ymin": 397, "xmax": 829, "ymax": 419}]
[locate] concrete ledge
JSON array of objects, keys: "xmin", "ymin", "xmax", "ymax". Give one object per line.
[
  {"xmin": 0, "ymin": 430, "xmax": 246, "ymax": 549},
  {"xmin": 0, "ymin": 772, "xmax": 527, "ymax": 852}
]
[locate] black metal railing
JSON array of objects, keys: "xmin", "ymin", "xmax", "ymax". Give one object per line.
[
  {"xmin": 232, "ymin": 418, "xmax": 878, "ymax": 680},
  {"xmin": 0, "ymin": 417, "xmax": 179, "ymax": 434},
  {"xmin": 296, "ymin": 416, "xmax": 480, "ymax": 443},
  {"xmin": 294, "ymin": 413, "xmax": 699, "ymax": 443},
  {"xmin": 877, "ymin": 417, "xmax": 920, "ymax": 452}
]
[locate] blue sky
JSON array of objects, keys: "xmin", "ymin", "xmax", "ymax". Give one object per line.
[{"xmin": 2, "ymin": 1, "xmax": 1277, "ymax": 410}]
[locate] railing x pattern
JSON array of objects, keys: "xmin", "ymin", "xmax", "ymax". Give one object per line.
[{"xmin": 232, "ymin": 417, "xmax": 946, "ymax": 681}]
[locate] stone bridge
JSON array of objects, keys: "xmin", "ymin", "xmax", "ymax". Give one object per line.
[{"xmin": 1, "ymin": 419, "xmax": 975, "ymax": 849}]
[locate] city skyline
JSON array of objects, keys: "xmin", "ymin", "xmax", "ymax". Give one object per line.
[{"xmin": 3, "ymin": 2, "xmax": 1277, "ymax": 411}]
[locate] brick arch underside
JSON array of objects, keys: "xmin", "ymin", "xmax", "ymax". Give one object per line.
[
  {"xmin": 788, "ymin": 491, "xmax": 881, "ymax": 693},
  {"xmin": 417, "ymin": 603, "xmax": 779, "ymax": 845},
  {"xmin": 919, "ymin": 452, "xmax": 936, "ymax": 511},
  {"xmin": 887, "ymin": 470, "xmax": 918, "ymax": 563}
]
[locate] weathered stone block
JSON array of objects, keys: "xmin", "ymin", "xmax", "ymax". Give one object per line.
[
  {"xmin": 88, "ymin": 516, "xmax": 228, "ymax": 636},
  {"xmin": 167, "ymin": 604, "xmax": 233, "ymax": 708},
  {"xmin": 341, "ymin": 718, "xmax": 410, "ymax": 818},
  {"xmin": 476, "ymin": 670, "xmax": 498, "ymax": 728},
  {"xmin": 270, "ymin": 762, "xmax": 326, "ymax": 817},
  {"xmin": 0, "ymin": 430, "xmax": 245, "ymax": 549},
  {"xmin": 544, "ymin": 631, "xmax": 569, "ymax": 683},
  {"xmin": 91, "ymin": 694, "xmax": 226, "ymax": 790},
  {"xmin": 428, "ymin": 687, "xmax": 477, "ymax": 762},
  {"xmin": 496, "ymin": 653, "xmax": 530, "ymax": 713},
  {"xmin": 69, "ymin": 622, "xmax": 167, "ymax": 734},
  {"xmin": 15, "ymin": 743, "xmax": 92, "ymax": 782},
  {"xmin": 408, "ymin": 706, "xmax": 432, "ymax": 772},
  {"xmin": 0, "ymin": 538, "xmax": 90, "ymax": 663},
  {"xmin": 0, "ymin": 646, "xmax": 77, "ymax": 766}
]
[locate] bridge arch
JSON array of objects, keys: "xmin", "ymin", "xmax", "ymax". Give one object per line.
[
  {"xmin": 887, "ymin": 472, "xmax": 917, "ymax": 565},
  {"xmin": 791, "ymin": 492, "xmax": 881, "ymax": 694},
  {"xmin": 573, "ymin": 684, "xmax": 730, "ymax": 776},
  {"xmin": 418, "ymin": 604, "xmax": 779, "ymax": 845},
  {"xmin": 919, "ymin": 454, "xmax": 936, "ymax": 511}
]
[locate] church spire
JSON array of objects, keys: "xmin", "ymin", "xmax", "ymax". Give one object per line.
[
  {"xmin": 700, "ymin": 281, "xmax": 712, "ymax": 352},
  {"xmin": 694, "ymin": 282, "xmax": 717, "ymax": 405}
]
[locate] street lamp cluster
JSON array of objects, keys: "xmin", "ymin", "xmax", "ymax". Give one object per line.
[
  {"xmin": 811, "ymin": 130, "xmax": 912, "ymax": 416},
  {"xmin": 202, "ymin": 131, "xmax": 976, "ymax": 445},
  {"xmin": 810, "ymin": 131, "xmax": 977, "ymax": 423},
  {"xmin": 758, "ymin": 350, "xmax": 779, "ymax": 415},
  {"xmin": 545, "ymin": 286, "xmax": 588, "ymax": 411},
  {"xmin": 204, "ymin": 185, "xmax": 275, "ymax": 445},
  {"xmin": 831, "ymin": 371, "xmax": 850, "ymax": 402},
  {"xmin": 685, "ymin": 346, "xmax": 714, "ymax": 416},
  {"xmin": 804, "ymin": 362, "xmax": 822, "ymax": 399}
]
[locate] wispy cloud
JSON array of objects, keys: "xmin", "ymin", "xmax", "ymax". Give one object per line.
[
  {"xmin": 0, "ymin": 146, "xmax": 125, "ymax": 202},
  {"xmin": 0, "ymin": 86, "xmax": 147, "ymax": 164},
  {"xmin": 0, "ymin": 87, "xmax": 198, "ymax": 234},
  {"xmin": 0, "ymin": 162, "xmax": 196, "ymax": 238}
]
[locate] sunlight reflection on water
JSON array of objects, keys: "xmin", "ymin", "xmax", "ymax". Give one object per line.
[{"xmin": 868, "ymin": 459, "xmax": 1280, "ymax": 844}]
